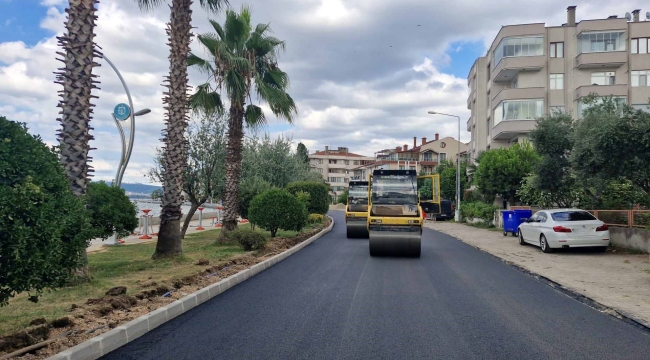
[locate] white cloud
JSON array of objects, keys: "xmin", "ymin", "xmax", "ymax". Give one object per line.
[{"xmin": 1, "ymin": 0, "xmax": 648, "ymax": 183}]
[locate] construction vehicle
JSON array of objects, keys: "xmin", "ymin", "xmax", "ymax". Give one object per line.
[
  {"xmin": 345, "ymin": 180, "xmax": 369, "ymax": 238},
  {"xmin": 367, "ymin": 170, "xmax": 440, "ymax": 257}
]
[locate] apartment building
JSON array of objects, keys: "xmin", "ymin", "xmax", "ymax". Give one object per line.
[
  {"xmin": 309, "ymin": 146, "xmax": 374, "ymax": 200},
  {"xmin": 467, "ymin": 6, "xmax": 650, "ymax": 160},
  {"xmin": 352, "ymin": 134, "xmax": 469, "ymax": 181}
]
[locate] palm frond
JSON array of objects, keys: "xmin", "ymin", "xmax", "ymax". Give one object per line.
[
  {"xmin": 208, "ymin": 19, "xmax": 226, "ymax": 41},
  {"xmin": 224, "ymin": 6, "xmax": 252, "ymax": 53},
  {"xmin": 188, "ymin": 53, "xmax": 214, "ymax": 74},
  {"xmin": 255, "ymin": 76, "xmax": 297, "ymax": 123},
  {"xmin": 263, "ymin": 68, "xmax": 289, "ymax": 90},
  {"xmin": 226, "ymin": 69, "xmax": 248, "ymax": 104},
  {"xmin": 244, "ymin": 104, "xmax": 267, "ymax": 130},
  {"xmin": 197, "ymin": 34, "xmax": 221, "ymax": 57},
  {"xmin": 198, "ymin": 0, "xmax": 230, "ymax": 13},
  {"xmin": 134, "ymin": 0, "xmax": 165, "ymax": 11},
  {"xmin": 190, "ymin": 83, "xmax": 224, "ymax": 115}
]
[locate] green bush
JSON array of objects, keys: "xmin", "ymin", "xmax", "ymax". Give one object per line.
[
  {"xmin": 86, "ymin": 181, "xmax": 139, "ymax": 239},
  {"xmin": 0, "ymin": 117, "xmax": 91, "ymax": 306},
  {"xmin": 460, "ymin": 201, "xmax": 498, "ymax": 224},
  {"xmin": 227, "ymin": 228, "xmax": 267, "ymax": 251},
  {"xmin": 248, "ymin": 188, "xmax": 308, "ymax": 237},
  {"xmin": 337, "ymin": 189, "xmax": 348, "ymax": 205},
  {"xmin": 238, "ymin": 176, "xmax": 271, "ymax": 219},
  {"xmin": 308, "ymin": 213, "xmax": 324, "ymax": 224},
  {"xmin": 286, "ymin": 181, "xmax": 329, "ymax": 214},
  {"xmin": 295, "ymin": 190, "xmax": 311, "ymax": 208}
]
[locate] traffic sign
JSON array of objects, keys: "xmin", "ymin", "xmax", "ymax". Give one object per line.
[{"xmin": 114, "ymin": 103, "xmax": 131, "ymax": 121}]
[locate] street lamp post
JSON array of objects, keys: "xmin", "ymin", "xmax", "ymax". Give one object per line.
[
  {"xmin": 102, "ymin": 54, "xmax": 151, "ymax": 245},
  {"xmin": 427, "ymin": 111, "xmax": 461, "ymax": 222}
]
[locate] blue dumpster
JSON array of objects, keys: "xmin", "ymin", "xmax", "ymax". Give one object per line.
[
  {"xmin": 513, "ymin": 209, "xmax": 533, "ymax": 223},
  {"xmin": 502, "ymin": 210, "xmax": 520, "ymax": 237}
]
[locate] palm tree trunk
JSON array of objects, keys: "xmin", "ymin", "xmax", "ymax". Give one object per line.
[
  {"xmin": 222, "ymin": 102, "xmax": 245, "ymax": 235},
  {"xmin": 153, "ymin": 0, "xmax": 193, "ymax": 259},
  {"xmin": 55, "ymin": 0, "xmax": 101, "ymax": 280}
]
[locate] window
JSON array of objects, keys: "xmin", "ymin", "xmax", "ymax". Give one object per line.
[
  {"xmin": 631, "ymin": 38, "xmax": 649, "ymax": 54},
  {"xmin": 409, "ymin": 166, "xmax": 416, "ymax": 171},
  {"xmin": 632, "ymin": 104, "xmax": 650, "ymax": 113},
  {"xmin": 353, "ymin": 160, "xmax": 359, "ymax": 165},
  {"xmin": 422, "ymin": 152, "xmax": 433, "ymax": 161},
  {"xmin": 578, "ymin": 31, "xmax": 625, "ymax": 54},
  {"xmin": 493, "ymin": 99, "xmax": 544, "ymax": 126},
  {"xmin": 317, "ymin": 168, "xmax": 323, "ymax": 174},
  {"xmin": 398, "ymin": 165, "xmax": 405, "ymax": 170},
  {"xmin": 511, "ymin": 78, "xmax": 518, "ymax": 89},
  {"xmin": 631, "ymin": 70, "xmax": 649, "ymax": 87},
  {"xmin": 550, "ymin": 74, "xmax": 564, "ymax": 89},
  {"xmin": 493, "ymin": 36, "xmax": 544, "ymax": 66},
  {"xmin": 549, "ymin": 42, "xmax": 564, "ymax": 58},
  {"xmin": 550, "ymin": 106, "xmax": 565, "ymax": 114},
  {"xmin": 329, "ymin": 159, "xmax": 337, "ymax": 164},
  {"xmin": 578, "ymin": 96, "xmax": 626, "ymax": 118},
  {"xmin": 438, "ymin": 153, "xmax": 447, "ymax": 162},
  {"xmin": 345, "ymin": 160, "xmax": 350, "ymax": 165},
  {"xmin": 550, "ymin": 211, "xmax": 597, "ymax": 222},
  {"xmin": 591, "ymin": 72, "xmax": 615, "ymax": 85},
  {"xmin": 315, "ymin": 159, "xmax": 323, "ymax": 164}
]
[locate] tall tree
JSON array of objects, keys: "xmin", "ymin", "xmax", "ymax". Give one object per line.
[
  {"xmin": 436, "ymin": 159, "xmax": 469, "ymax": 201},
  {"xmin": 474, "ymin": 142, "xmax": 539, "ymax": 205},
  {"xmin": 134, "ymin": 0, "xmax": 228, "ymax": 259},
  {"xmin": 189, "ymin": 6, "xmax": 298, "ymax": 235},
  {"xmin": 296, "ymin": 142, "xmax": 310, "ymax": 164},
  {"xmin": 149, "ymin": 114, "xmax": 227, "ymax": 239},
  {"xmin": 54, "ymin": 0, "xmax": 102, "ymax": 279}
]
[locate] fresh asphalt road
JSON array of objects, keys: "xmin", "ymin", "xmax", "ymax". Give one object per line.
[{"xmin": 103, "ymin": 211, "xmax": 650, "ymax": 360}]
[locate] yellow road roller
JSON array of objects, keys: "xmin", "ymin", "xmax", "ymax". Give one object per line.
[
  {"xmin": 345, "ymin": 180, "xmax": 369, "ymax": 238},
  {"xmin": 367, "ymin": 169, "xmax": 423, "ymax": 258}
]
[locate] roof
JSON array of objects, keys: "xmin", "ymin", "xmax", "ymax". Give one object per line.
[{"xmin": 309, "ymin": 150, "xmax": 368, "ymax": 157}]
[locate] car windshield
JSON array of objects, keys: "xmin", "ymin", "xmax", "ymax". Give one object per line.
[
  {"xmin": 551, "ymin": 211, "xmax": 597, "ymax": 222},
  {"xmin": 371, "ymin": 174, "xmax": 418, "ymax": 205},
  {"xmin": 348, "ymin": 184, "xmax": 368, "ymax": 212}
]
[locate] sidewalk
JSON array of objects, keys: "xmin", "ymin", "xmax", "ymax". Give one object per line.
[
  {"xmin": 425, "ymin": 221, "xmax": 650, "ymax": 328},
  {"xmin": 87, "ymin": 218, "xmax": 221, "ymax": 253}
]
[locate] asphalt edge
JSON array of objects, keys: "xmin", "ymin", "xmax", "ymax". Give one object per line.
[
  {"xmin": 424, "ymin": 225, "xmax": 650, "ymax": 335},
  {"xmin": 47, "ymin": 216, "xmax": 335, "ymax": 360}
]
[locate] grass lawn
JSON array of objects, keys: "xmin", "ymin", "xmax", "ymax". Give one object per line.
[{"xmin": 0, "ymin": 224, "xmax": 314, "ymax": 337}]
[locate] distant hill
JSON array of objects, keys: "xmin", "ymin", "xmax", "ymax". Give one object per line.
[{"xmin": 95, "ymin": 181, "xmax": 162, "ymax": 195}]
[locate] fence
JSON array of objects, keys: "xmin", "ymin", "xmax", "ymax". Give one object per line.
[
  {"xmin": 586, "ymin": 210, "xmax": 650, "ymax": 228},
  {"xmin": 493, "ymin": 208, "xmax": 650, "ymax": 229}
]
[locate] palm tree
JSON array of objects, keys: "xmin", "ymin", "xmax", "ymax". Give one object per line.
[
  {"xmin": 134, "ymin": 0, "xmax": 228, "ymax": 259},
  {"xmin": 55, "ymin": 0, "xmax": 102, "ymax": 279},
  {"xmin": 189, "ymin": 6, "xmax": 297, "ymax": 235}
]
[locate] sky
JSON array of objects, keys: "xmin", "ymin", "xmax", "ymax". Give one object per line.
[{"xmin": 0, "ymin": 0, "xmax": 647, "ymax": 184}]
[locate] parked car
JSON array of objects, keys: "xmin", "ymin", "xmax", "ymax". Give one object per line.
[
  {"xmin": 435, "ymin": 199, "xmax": 454, "ymax": 221},
  {"xmin": 517, "ymin": 209, "xmax": 610, "ymax": 253}
]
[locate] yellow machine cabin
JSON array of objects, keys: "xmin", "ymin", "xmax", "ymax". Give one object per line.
[{"xmin": 345, "ymin": 180, "xmax": 369, "ymax": 238}]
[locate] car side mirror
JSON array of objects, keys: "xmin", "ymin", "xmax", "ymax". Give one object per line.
[{"xmin": 525, "ymin": 218, "xmax": 532, "ymax": 223}]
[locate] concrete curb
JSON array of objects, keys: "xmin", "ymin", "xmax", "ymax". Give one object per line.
[
  {"xmin": 426, "ymin": 225, "xmax": 650, "ymax": 334},
  {"xmin": 47, "ymin": 216, "xmax": 335, "ymax": 360}
]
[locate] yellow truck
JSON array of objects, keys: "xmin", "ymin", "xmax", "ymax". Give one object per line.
[
  {"xmin": 345, "ymin": 180, "xmax": 369, "ymax": 238},
  {"xmin": 366, "ymin": 170, "xmax": 440, "ymax": 258}
]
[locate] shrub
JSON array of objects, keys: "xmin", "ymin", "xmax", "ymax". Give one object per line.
[
  {"xmin": 239, "ymin": 176, "xmax": 272, "ymax": 220},
  {"xmin": 286, "ymin": 181, "xmax": 329, "ymax": 214},
  {"xmin": 228, "ymin": 228, "xmax": 267, "ymax": 251},
  {"xmin": 295, "ymin": 190, "xmax": 311, "ymax": 208},
  {"xmin": 0, "ymin": 117, "xmax": 91, "ymax": 305},
  {"xmin": 85, "ymin": 181, "xmax": 139, "ymax": 239},
  {"xmin": 308, "ymin": 213, "xmax": 324, "ymax": 224},
  {"xmin": 248, "ymin": 188, "xmax": 308, "ymax": 237},
  {"xmin": 460, "ymin": 201, "xmax": 498, "ymax": 224},
  {"xmin": 337, "ymin": 189, "xmax": 348, "ymax": 205}
]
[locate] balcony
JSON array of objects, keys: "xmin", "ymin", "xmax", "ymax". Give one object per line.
[
  {"xmin": 466, "ymin": 117, "xmax": 472, "ymax": 132},
  {"xmin": 575, "ymin": 51, "xmax": 626, "ymax": 69},
  {"xmin": 467, "ymin": 88, "xmax": 476, "ymax": 109},
  {"xmin": 492, "ymin": 87, "xmax": 546, "ymax": 108},
  {"xmin": 492, "ymin": 56, "xmax": 545, "ymax": 82},
  {"xmin": 492, "ymin": 120, "xmax": 536, "ymax": 141},
  {"xmin": 575, "ymin": 84, "xmax": 627, "ymax": 100}
]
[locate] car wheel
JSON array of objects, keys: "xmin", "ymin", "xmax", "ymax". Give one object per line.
[
  {"xmin": 503, "ymin": 231, "xmax": 508, "ymax": 236},
  {"xmin": 540, "ymin": 234, "xmax": 553, "ymax": 253},
  {"xmin": 518, "ymin": 229, "xmax": 526, "ymax": 245}
]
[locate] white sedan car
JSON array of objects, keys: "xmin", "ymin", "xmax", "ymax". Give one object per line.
[{"xmin": 517, "ymin": 209, "xmax": 610, "ymax": 253}]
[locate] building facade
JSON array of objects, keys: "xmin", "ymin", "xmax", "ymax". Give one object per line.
[
  {"xmin": 467, "ymin": 6, "xmax": 650, "ymax": 160},
  {"xmin": 308, "ymin": 146, "xmax": 374, "ymax": 200},
  {"xmin": 352, "ymin": 134, "xmax": 469, "ymax": 181}
]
